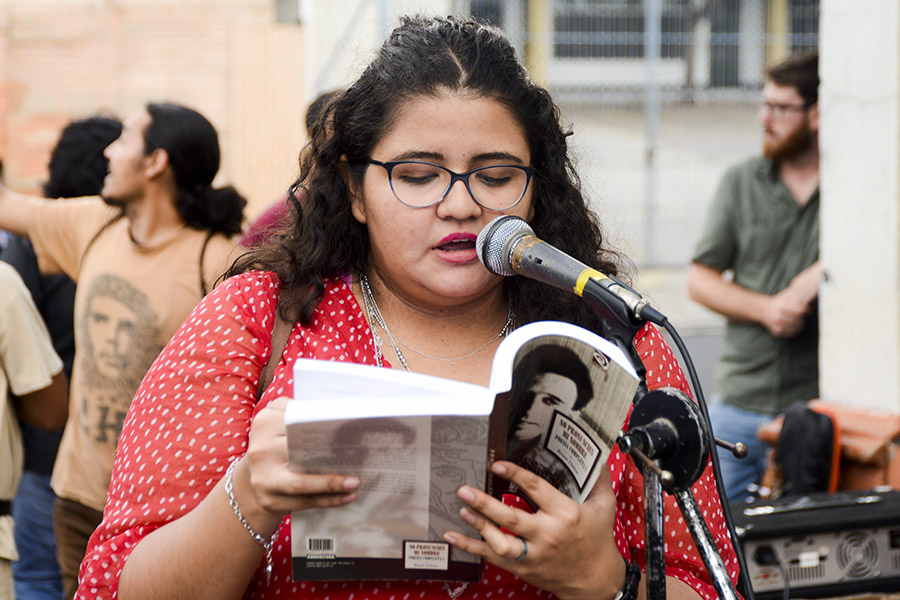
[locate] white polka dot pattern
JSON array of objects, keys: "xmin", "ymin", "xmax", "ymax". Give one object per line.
[{"xmin": 77, "ymin": 272, "xmax": 740, "ymax": 599}]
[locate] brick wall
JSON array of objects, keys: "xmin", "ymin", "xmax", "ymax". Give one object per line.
[{"xmin": 0, "ymin": 0, "xmax": 304, "ymax": 218}]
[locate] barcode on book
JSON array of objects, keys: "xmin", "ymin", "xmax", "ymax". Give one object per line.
[{"xmin": 307, "ymin": 538, "xmax": 335, "ymax": 553}]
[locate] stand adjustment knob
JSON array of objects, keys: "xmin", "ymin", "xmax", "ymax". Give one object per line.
[{"xmin": 714, "ymin": 438, "xmax": 749, "ymax": 459}]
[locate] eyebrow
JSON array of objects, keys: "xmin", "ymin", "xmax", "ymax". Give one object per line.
[{"xmin": 391, "ymin": 150, "xmax": 527, "ymax": 165}]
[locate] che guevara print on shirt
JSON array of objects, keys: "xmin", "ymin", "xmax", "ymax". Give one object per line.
[{"xmin": 76, "ymin": 274, "xmax": 163, "ymax": 444}]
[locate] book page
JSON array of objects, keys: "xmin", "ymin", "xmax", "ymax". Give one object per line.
[
  {"xmin": 293, "ymin": 358, "xmax": 486, "ymax": 400},
  {"xmin": 285, "ymin": 393, "xmax": 494, "ymax": 426}
]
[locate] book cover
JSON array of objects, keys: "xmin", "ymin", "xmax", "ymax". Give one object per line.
[
  {"xmin": 285, "ymin": 321, "xmax": 639, "ymax": 582},
  {"xmin": 487, "ymin": 321, "xmax": 640, "ymax": 505}
]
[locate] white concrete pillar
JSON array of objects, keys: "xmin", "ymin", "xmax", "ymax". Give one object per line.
[{"xmin": 819, "ymin": 0, "xmax": 900, "ymax": 410}]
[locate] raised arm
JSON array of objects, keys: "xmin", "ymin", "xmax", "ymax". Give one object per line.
[
  {"xmin": 687, "ymin": 261, "xmax": 817, "ymax": 338},
  {"xmin": 0, "ymin": 183, "xmax": 43, "ymax": 237}
]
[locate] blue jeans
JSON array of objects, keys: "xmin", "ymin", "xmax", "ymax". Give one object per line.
[
  {"xmin": 12, "ymin": 471, "xmax": 62, "ymax": 600},
  {"xmin": 707, "ymin": 402, "xmax": 771, "ymax": 503}
]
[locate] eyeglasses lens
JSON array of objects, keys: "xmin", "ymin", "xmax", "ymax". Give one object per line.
[{"xmin": 388, "ymin": 163, "xmax": 528, "ymax": 210}]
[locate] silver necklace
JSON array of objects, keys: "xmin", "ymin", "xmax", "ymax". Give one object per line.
[{"xmin": 359, "ymin": 272, "xmax": 514, "ymax": 371}]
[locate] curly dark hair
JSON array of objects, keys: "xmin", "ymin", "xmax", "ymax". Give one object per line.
[
  {"xmin": 229, "ymin": 15, "xmax": 624, "ymax": 333},
  {"xmin": 144, "ymin": 103, "xmax": 246, "ymax": 236},
  {"xmin": 43, "ymin": 116, "xmax": 122, "ymax": 199}
]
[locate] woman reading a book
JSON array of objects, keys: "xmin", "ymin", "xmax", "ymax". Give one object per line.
[{"xmin": 79, "ymin": 15, "xmax": 740, "ymax": 600}]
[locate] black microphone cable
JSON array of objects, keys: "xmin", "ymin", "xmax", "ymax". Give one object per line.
[{"xmin": 655, "ymin": 316, "xmax": 756, "ymax": 600}]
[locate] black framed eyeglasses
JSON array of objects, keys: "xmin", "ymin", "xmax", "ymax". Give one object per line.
[
  {"xmin": 758, "ymin": 101, "xmax": 809, "ymax": 119},
  {"xmin": 364, "ymin": 158, "xmax": 535, "ymax": 211}
]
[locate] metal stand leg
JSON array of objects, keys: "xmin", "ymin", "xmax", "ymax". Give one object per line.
[
  {"xmin": 620, "ymin": 388, "xmax": 742, "ymax": 600},
  {"xmin": 674, "ymin": 489, "xmax": 741, "ymax": 600},
  {"xmin": 644, "ymin": 470, "xmax": 667, "ymax": 599}
]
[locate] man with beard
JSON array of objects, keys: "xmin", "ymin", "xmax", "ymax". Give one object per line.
[
  {"xmin": 0, "ymin": 103, "xmax": 245, "ymax": 598},
  {"xmin": 687, "ymin": 51, "xmax": 822, "ymax": 503}
]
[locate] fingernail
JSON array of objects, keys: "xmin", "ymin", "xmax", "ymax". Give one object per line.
[
  {"xmin": 342, "ymin": 493, "xmax": 357, "ymax": 504},
  {"xmin": 443, "ymin": 533, "xmax": 457, "ymax": 545},
  {"xmin": 492, "ymin": 463, "xmax": 508, "ymax": 476},
  {"xmin": 459, "ymin": 507, "xmax": 476, "ymax": 524},
  {"xmin": 457, "ymin": 487, "xmax": 475, "ymax": 503},
  {"xmin": 344, "ymin": 477, "xmax": 360, "ymax": 490}
]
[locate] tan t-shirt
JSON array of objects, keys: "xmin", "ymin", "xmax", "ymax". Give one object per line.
[
  {"xmin": 0, "ymin": 262, "xmax": 64, "ymax": 561},
  {"xmin": 28, "ymin": 197, "xmax": 241, "ymax": 512}
]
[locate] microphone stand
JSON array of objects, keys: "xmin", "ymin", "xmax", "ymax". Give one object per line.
[
  {"xmin": 619, "ymin": 388, "xmax": 740, "ymax": 600},
  {"xmin": 577, "ymin": 278, "xmax": 746, "ymax": 600}
]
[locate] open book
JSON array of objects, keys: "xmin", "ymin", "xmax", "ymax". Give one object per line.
[{"xmin": 285, "ymin": 320, "xmax": 639, "ymax": 583}]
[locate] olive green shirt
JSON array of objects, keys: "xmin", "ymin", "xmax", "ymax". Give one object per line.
[{"xmin": 692, "ymin": 157, "xmax": 819, "ymax": 415}]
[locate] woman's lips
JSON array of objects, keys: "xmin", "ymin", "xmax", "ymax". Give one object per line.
[
  {"xmin": 434, "ymin": 234, "xmax": 478, "ymax": 263},
  {"xmin": 437, "ymin": 238, "xmax": 475, "ymax": 252}
]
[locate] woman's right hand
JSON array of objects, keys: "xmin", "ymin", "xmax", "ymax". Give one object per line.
[
  {"xmin": 444, "ymin": 461, "xmax": 626, "ymax": 600},
  {"xmin": 231, "ymin": 396, "xmax": 361, "ymax": 536}
]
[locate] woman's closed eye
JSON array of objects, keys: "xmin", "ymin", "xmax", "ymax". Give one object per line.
[
  {"xmin": 394, "ymin": 164, "xmax": 441, "ymax": 187},
  {"xmin": 475, "ymin": 172, "xmax": 514, "ymax": 188},
  {"xmin": 397, "ymin": 173, "xmax": 439, "ymax": 187}
]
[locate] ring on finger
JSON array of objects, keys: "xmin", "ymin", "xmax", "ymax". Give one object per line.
[{"xmin": 511, "ymin": 538, "xmax": 528, "ymax": 562}]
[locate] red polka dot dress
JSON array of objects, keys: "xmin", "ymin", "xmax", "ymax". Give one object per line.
[{"xmin": 78, "ymin": 272, "xmax": 740, "ymax": 599}]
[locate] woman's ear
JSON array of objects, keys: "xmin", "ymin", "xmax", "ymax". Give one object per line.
[{"xmin": 341, "ymin": 156, "xmax": 367, "ymax": 224}]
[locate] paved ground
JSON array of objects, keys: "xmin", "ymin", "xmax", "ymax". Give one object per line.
[{"xmin": 634, "ymin": 265, "xmax": 725, "ymax": 399}]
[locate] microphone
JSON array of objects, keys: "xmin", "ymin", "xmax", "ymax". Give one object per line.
[{"xmin": 476, "ymin": 215, "xmax": 667, "ymax": 326}]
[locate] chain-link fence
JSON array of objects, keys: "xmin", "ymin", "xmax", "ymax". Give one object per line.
[{"xmin": 466, "ymin": 0, "xmax": 818, "ymax": 267}]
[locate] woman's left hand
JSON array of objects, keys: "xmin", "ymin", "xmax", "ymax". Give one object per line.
[{"xmin": 443, "ymin": 460, "xmax": 626, "ymax": 600}]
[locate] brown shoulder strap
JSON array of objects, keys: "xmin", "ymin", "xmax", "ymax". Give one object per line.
[{"xmin": 255, "ymin": 288, "xmax": 295, "ymax": 401}]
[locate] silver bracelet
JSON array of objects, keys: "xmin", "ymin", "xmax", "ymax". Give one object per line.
[{"xmin": 224, "ymin": 458, "xmax": 283, "ymax": 582}]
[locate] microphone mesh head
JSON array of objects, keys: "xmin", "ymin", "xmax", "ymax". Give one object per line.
[{"xmin": 476, "ymin": 215, "xmax": 534, "ymax": 277}]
